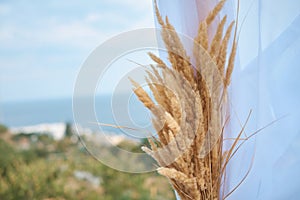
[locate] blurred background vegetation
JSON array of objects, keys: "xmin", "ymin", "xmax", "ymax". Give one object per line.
[{"xmin": 0, "ymin": 124, "xmax": 175, "ymax": 200}]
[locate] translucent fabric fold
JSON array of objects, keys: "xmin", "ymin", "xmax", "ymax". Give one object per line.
[{"xmin": 154, "ymin": 0, "xmax": 300, "ymax": 199}]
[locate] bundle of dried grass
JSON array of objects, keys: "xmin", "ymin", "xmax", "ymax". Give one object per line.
[{"xmin": 131, "ymin": 0, "xmax": 243, "ymax": 199}]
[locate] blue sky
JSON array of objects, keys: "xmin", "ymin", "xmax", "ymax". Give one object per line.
[
  {"xmin": 1, "ymin": 0, "xmax": 300, "ymax": 103},
  {"xmin": 0, "ymin": 0, "xmax": 154, "ymax": 102}
]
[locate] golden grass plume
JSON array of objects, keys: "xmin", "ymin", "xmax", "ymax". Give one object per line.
[{"xmin": 131, "ymin": 1, "xmax": 243, "ymax": 199}]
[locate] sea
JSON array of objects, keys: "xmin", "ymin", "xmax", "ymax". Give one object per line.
[{"xmin": 0, "ymin": 94, "xmax": 153, "ymax": 137}]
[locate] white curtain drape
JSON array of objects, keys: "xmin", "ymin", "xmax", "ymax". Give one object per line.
[{"xmin": 154, "ymin": 0, "xmax": 300, "ymax": 199}]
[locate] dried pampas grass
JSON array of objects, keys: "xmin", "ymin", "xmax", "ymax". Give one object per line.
[{"xmin": 131, "ymin": 0, "xmax": 245, "ymax": 199}]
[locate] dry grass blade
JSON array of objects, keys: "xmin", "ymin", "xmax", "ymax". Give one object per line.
[
  {"xmin": 206, "ymin": 0, "xmax": 227, "ymax": 26},
  {"xmin": 221, "ymin": 110, "xmax": 252, "ymax": 177},
  {"xmin": 224, "ymin": 41, "xmax": 237, "ymax": 87},
  {"xmin": 148, "ymin": 52, "xmax": 167, "ymax": 68},
  {"xmin": 225, "ymin": 115, "xmax": 285, "ymax": 165},
  {"xmin": 217, "ymin": 21, "xmax": 235, "ymax": 74},
  {"xmin": 223, "ymin": 148, "xmax": 255, "ymax": 200},
  {"xmin": 195, "ymin": 21, "xmax": 209, "ymax": 50},
  {"xmin": 129, "ymin": 78, "xmax": 155, "ymax": 110},
  {"xmin": 210, "ymin": 15, "xmax": 227, "ymax": 59}
]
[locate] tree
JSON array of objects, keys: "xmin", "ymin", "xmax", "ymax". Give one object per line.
[
  {"xmin": 64, "ymin": 122, "xmax": 73, "ymax": 137},
  {"xmin": 0, "ymin": 124, "xmax": 8, "ymax": 134}
]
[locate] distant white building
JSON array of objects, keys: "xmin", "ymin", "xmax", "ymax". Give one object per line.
[
  {"xmin": 11, "ymin": 123, "xmax": 66, "ymax": 140},
  {"xmin": 10, "ymin": 123, "xmax": 133, "ymax": 144}
]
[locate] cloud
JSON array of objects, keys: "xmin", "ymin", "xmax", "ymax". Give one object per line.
[
  {"xmin": 0, "ymin": 0, "xmax": 154, "ymax": 49},
  {"xmin": 0, "ymin": 0, "xmax": 155, "ymax": 102}
]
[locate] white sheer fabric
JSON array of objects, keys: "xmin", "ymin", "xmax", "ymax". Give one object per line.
[{"xmin": 154, "ymin": 0, "xmax": 300, "ymax": 199}]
